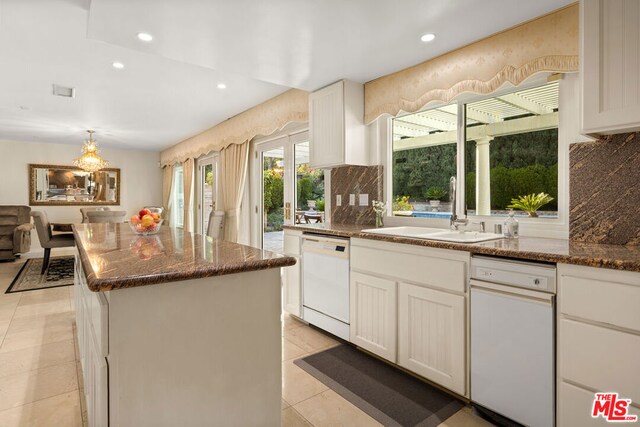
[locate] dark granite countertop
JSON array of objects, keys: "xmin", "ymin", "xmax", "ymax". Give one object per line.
[
  {"xmin": 283, "ymin": 223, "xmax": 640, "ymax": 272},
  {"xmin": 73, "ymin": 223, "xmax": 296, "ymax": 292}
]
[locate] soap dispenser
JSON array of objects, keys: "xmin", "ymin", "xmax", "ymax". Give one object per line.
[{"xmin": 503, "ymin": 209, "xmax": 519, "ymax": 238}]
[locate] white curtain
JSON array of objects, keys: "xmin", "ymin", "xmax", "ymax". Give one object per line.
[
  {"xmin": 218, "ymin": 142, "xmax": 249, "ymax": 242},
  {"xmin": 182, "ymin": 158, "xmax": 195, "ymax": 233},
  {"xmin": 162, "ymin": 165, "xmax": 174, "ymax": 226}
]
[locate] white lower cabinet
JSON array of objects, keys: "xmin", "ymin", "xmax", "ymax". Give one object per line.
[
  {"xmin": 350, "ymin": 272, "xmax": 397, "ymax": 362},
  {"xmin": 557, "ymin": 264, "xmax": 640, "ymax": 426},
  {"xmin": 282, "ymin": 256, "xmax": 301, "ymax": 316},
  {"xmin": 75, "ymin": 253, "xmax": 109, "ymax": 427},
  {"xmin": 350, "ymin": 238, "xmax": 469, "ymax": 397},
  {"xmin": 398, "ymin": 282, "xmax": 466, "ymax": 396},
  {"xmin": 282, "ymin": 230, "xmax": 303, "ymax": 317}
]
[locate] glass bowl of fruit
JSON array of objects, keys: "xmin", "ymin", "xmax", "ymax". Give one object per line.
[{"xmin": 129, "ymin": 209, "xmax": 163, "ymax": 236}]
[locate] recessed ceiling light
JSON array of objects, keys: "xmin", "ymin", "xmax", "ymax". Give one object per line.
[
  {"xmin": 137, "ymin": 32, "xmax": 153, "ymax": 42},
  {"xmin": 420, "ymin": 33, "xmax": 436, "ymax": 42},
  {"xmin": 217, "ymin": 83, "xmax": 227, "ymax": 89},
  {"xmin": 112, "ymin": 62, "xmax": 125, "ymax": 69}
]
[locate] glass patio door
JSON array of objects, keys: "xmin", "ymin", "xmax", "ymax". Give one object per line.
[
  {"xmin": 258, "ymin": 141, "xmax": 291, "ymax": 252},
  {"xmin": 197, "ymin": 156, "xmax": 217, "ymax": 235}
]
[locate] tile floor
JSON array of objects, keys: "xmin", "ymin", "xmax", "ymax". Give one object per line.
[{"xmin": 0, "ymin": 254, "xmax": 494, "ymax": 427}]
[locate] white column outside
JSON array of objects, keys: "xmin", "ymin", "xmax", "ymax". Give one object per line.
[{"xmin": 475, "ymin": 136, "xmax": 493, "ymax": 216}]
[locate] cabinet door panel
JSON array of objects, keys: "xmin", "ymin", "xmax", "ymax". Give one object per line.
[
  {"xmin": 282, "ymin": 257, "xmax": 301, "ymax": 317},
  {"xmin": 398, "ymin": 282, "xmax": 465, "ymax": 395},
  {"xmin": 350, "ymin": 272, "xmax": 396, "ymax": 362},
  {"xmin": 310, "ymin": 82, "xmax": 344, "ymax": 168},
  {"xmin": 582, "ymin": 0, "xmax": 640, "ymax": 133}
]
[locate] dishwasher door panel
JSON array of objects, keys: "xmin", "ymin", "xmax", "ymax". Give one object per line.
[
  {"xmin": 303, "ymin": 251, "xmax": 350, "ymax": 323},
  {"xmin": 471, "ymin": 286, "xmax": 554, "ymax": 427}
]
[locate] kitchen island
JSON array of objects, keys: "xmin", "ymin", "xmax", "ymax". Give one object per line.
[{"xmin": 72, "ymin": 223, "xmax": 296, "ymax": 427}]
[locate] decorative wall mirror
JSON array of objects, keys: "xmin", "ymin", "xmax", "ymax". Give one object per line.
[{"xmin": 29, "ymin": 164, "xmax": 120, "ymax": 206}]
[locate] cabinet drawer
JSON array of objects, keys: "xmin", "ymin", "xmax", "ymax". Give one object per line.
[
  {"xmin": 559, "ymin": 319, "xmax": 640, "ymax": 403},
  {"xmin": 559, "ymin": 264, "xmax": 640, "ymax": 331},
  {"xmin": 558, "ymin": 381, "xmax": 640, "ymax": 427},
  {"xmin": 351, "ymin": 240, "xmax": 469, "ymax": 293}
]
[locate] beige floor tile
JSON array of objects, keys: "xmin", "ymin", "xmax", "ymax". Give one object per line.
[
  {"xmin": 0, "ymin": 302, "xmax": 18, "ymax": 323},
  {"xmin": 437, "ymin": 407, "xmax": 496, "ymax": 427},
  {"xmin": 0, "ymin": 361, "xmax": 78, "ymax": 411},
  {"xmin": 17, "ymin": 287, "xmax": 71, "ymax": 307},
  {"xmin": 282, "ymin": 360, "xmax": 328, "ymax": 406},
  {"xmin": 12, "ymin": 300, "xmax": 71, "ymax": 320},
  {"xmin": 0, "ymin": 340, "xmax": 76, "ymax": 378},
  {"xmin": 283, "ymin": 338, "xmax": 307, "ymax": 362},
  {"xmin": 285, "ymin": 325, "xmax": 339, "ymax": 353},
  {"xmin": 282, "ymin": 407, "xmax": 313, "ymax": 427},
  {"xmin": 294, "ymin": 389, "xmax": 382, "ymax": 427},
  {"xmin": 0, "ymin": 391, "xmax": 82, "ymax": 427},
  {"xmin": 1, "ymin": 314, "xmax": 74, "ymax": 353},
  {"xmin": 5, "ymin": 311, "xmax": 74, "ymax": 335},
  {"xmin": 283, "ymin": 314, "xmax": 307, "ymax": 331}
]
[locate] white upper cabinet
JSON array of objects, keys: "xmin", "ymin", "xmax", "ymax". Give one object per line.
[
  {"xmin": 581, "ymin": 0, "xmax": 640, "ymax": 135},
  {"xmin": 309, "ymin": 80, "xmax": 367, "ymax": 168}
]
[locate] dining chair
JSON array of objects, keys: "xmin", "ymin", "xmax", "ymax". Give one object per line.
[
  {"xmin": 206, "ymin": 211, "xmax": 225, "ymax": 239},
  {"xmin": 80, "ymin": 207, "xmax": 111, "ymax": 223},
  {"xmin": 30, "ymin": 211, "xmax": 75, "ymax": 274},
  {"xmin": 86, "ymin": 210, "xmax": 127, "ymax": 223}
]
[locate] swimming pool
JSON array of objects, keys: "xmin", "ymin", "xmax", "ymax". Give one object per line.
[{"xmin": 411, "ymin": 212, "xmax": 452, "ymax": 219}]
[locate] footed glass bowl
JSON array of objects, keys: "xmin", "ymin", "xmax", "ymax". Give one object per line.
[{"xmin": 128, "ymin": 219, "xmax": 163, "ymax": 236}]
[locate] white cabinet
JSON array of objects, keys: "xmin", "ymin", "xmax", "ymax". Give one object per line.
[
  {"xmin": 557, "ymin": 264, "xmax": 640, "ymax": 423},
  {"xmin": 581, "ymin": 0, "xmax": 640, "ymax": 134},
  {"xmin": 350, "ymin": 271, "xmax": 397, "ymax": 362},
  {"xmin": 398, "ymin": 282, "xmax": 466, "ymax": 396},
  {"xmin": 75, "ymin": 253, "xmax": 109, "ymax": 427},
  {"xmin": 309, "ymin": 80, "xmax": 367, "ymax": 168},
  {"xmin": 282, "ymin": 230, "xmax": 302, "ymax": 316},
  {"xmin": 350, "ymin": 238, "xmax": 469, "ymax": 396}
]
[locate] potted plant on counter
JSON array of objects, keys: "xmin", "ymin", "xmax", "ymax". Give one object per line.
[
  {"xmin": 392, "ymin": 195, "xmax": 413, "ymax": 216},
  {"xmin": 425, "ymin": 187, "xmax": 448, "ymax": 208},
  {"xmin": 507, "ymin": 192, "xmax": 554, "ymax": 217}
]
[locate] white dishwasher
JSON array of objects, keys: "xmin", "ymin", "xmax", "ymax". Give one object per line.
[
  {"xmin": 302, "ymin": 234, "xmax": 350, "ymax": 341},
  {"xmin": 470, "ymin": 256, "xmax": 556, "ymax": 427}
]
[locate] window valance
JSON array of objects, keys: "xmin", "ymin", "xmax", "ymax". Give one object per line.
[
  {"xmin": 160, "ymin": 89, "xmax": 309, "ymax": 167},
  {"xmin": 363, "ymin": 4, "xmax": 579, "ymax": 124}
]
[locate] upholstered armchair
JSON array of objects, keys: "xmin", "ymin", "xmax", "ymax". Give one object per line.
[
  {"xmin": 31, "ymin": 211, "xmax": 75, "ymax": 274},
  {"xmin": 0, "ymin": 206, "xmax": 33, "ymax": 261}
]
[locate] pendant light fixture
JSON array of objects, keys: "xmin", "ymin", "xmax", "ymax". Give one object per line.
[{"xmin": 73, "ymin": 130, "xmax": 109, "ymax": 172}]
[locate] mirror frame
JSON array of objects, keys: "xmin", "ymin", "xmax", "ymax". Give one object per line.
[{"xmin": 29, "ymin": 163, "xmax": 121, "ymax": 206}]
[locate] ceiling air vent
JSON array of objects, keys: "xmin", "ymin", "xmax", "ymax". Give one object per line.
[{"xmin": 52, "ymin": 84, "xmax": 75, "ymax": 98}]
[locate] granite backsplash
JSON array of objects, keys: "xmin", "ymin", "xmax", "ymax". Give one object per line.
[
  {"xmin": 331, "ymin": 165, "xmax": 383, "ymax": 225},
  {"xmin": 569, "ymin": 132, "xmax": 640, "ymax": 245}
]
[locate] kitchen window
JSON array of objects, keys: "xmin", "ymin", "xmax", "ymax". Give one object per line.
[{"xmin": 391, "ymin": 81, "xmax": 559, "ymax": 220}]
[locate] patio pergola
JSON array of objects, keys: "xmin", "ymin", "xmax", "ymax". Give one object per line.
[{"xmin": 392, "ymin": 80, "xmax": 559, "ymax": 215}]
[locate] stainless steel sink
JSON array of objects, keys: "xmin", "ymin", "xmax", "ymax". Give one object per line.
[{"xmin": 362, "ymin": 226, "xmax": 503, "ymax": 243}]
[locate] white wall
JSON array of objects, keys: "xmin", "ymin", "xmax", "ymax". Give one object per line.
[{"xmin": 0, "ymin": 139, "xmax": 163, "ymax": 252}]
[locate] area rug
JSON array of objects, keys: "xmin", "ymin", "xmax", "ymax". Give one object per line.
[
  {"xmin": 294, "ymin": 344, "xmax": 464, "ymax": 427},
  {"xmin": 6, "ymin": 256, "xmax": 75, "ymax": 293}
]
